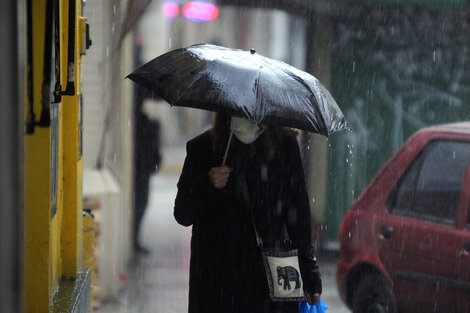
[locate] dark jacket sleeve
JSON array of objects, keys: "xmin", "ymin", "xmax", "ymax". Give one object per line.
[
  {"xmin": 174, "ymin": 137, "xmax": 218, "ymax": 227},
  {"xmin": 285, "ymin": 140, "xmax": 322, "ymax": 295}
]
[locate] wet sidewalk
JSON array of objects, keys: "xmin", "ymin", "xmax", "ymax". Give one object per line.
[
  {"xmin": 96, "ymin": 172, "xmax": 191, "ymax": 313},
  {"xmin": 96, "ymin": 149, "xmax": 350, "ymax": 313}
]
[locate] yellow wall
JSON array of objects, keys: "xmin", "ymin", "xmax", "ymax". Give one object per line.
[
  {"xmin": 24, "ymin": 0, "xmax": 86, "ymax": 311},
  {"xmin": 24, "ymin": 1, "xmax": 51, "ymax": 311},
  {"xmin": 62, "ymin": 0, "xmax": 83, "ymax": 278}
]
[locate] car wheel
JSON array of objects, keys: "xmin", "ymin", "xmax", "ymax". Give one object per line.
[{"xmin": 352, "ymin": 274, "xmax": 398, "ymax": 313}]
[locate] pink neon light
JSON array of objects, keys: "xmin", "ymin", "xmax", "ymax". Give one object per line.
[
  {"xmin": 182, "ymin": 1, "xmax": 219, "ymax": 22},
  {"xmin": 163, "ymin": 1, "xmax": 180, "ymax": 18}
]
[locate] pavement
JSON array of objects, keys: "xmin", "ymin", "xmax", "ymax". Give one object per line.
[{"xmin": 96, "ymin": 145, "xmax": 351, "ymax": 313}]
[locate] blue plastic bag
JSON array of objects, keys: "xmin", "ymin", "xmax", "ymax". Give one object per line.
[{"xmin": 298, "ymin": 299, "xmax": 328, "ymax": 313}]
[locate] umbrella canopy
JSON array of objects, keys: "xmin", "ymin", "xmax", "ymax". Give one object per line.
[{"xmin": 127, "ymin": 43, "xmax": 349, "ymax": 136}]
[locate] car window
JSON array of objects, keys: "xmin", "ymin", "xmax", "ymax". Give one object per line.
[{"xmin": 389, "ymin": 140, "xmax": 470, "ymax": 226}]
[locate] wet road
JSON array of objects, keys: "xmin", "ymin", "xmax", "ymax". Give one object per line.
[{"xmin": 96, "ymin": 170, "xmax": 351, "ymax": 313}]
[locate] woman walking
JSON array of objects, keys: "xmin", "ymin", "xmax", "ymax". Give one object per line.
[{"xmin": 174, "ymin": 113, "xmax": 322, "ymax": 313}]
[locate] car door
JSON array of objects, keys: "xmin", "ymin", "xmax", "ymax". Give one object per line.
[
  {"xmin": 453, "ymin": 165, "xmax": 470, "ymax": 312},
  {"xmin": 375, "ymin": 139, "xmax": 470, "ymax": 313}
]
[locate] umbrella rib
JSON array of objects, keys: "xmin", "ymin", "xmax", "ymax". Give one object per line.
[
  {"xmin": 171, "ymin": 60, "xmax": 215, "ymax": 105},
  {"xmin": 254, "ymin": 65, "xmax": 262, "ymax": 123},
  {"xmin": 280, "ymin": 66, "xmax": 328, "ymax": 132},
  {"xmin": 260, "ymin": 58, "xmax": 330, "ymax": 133}
]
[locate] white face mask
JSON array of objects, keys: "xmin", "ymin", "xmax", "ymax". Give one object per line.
[{"xmin": 230, "ymin": 117, "xmax": 265, "ymax": 144}]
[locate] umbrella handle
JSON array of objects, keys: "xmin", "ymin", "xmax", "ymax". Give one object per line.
[{"xmin": 222, "ymin": 127, "xmax": 234, "ymax": 166}]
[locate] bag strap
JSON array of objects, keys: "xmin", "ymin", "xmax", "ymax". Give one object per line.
[
  {"xmin": 283, "ymin": 223, "xmax": 292, "ymax": 246},
  {"xmin": 239, "ymin": 177, "xmax": 264, "ymax": 248},
  {"xmin": 239, "ymin": 173, "xmax": 292, "ymax": 248}
]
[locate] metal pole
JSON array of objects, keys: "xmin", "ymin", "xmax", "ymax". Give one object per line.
[{"xmin": 0, "ymin": 0, "xmax": 24, "ymax": 311}]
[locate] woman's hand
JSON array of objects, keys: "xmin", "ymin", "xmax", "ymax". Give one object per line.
[
  {"xmin": 208, "ymin": 166, "xmax": 233, "ymax": 189},
  {"xmin": 306, "ymin": 293, "xmax": 321, "ymax": 305}
]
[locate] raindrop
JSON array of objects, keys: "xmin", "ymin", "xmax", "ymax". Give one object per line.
[
  {"xmin": 169, "ymin": 38, "xmax": 172, "ymax": 48},
  {"xmin": 352, "ymin": 190, "xmax": 355, "ymax": 195},
  {"xmin": 113, "ymin": 153, "xmax": 117, "ymax": 163},
  {"xmin": 113, "ymin": 4, "xmax": 116, "ymax": 14},
  {"xmin": 307, "ymin": 145, "xmax": 310, "ymax": 150},
  {"xmin": 453, "ymin": 151, "xmax": 456, "ymax": 159},
  {"xmin": 348, "ymin": 232, "xmax": 351, "ymax": 238},
  {"xmin": 112, "ymin": 22, "xmax": 115, "ymax": 33},
  {"xmin": 106, "ymin": 47, "xmax": 109, "ymax": 58},
  {"xmin": 433, "ymin": 50, "xmax": 436, "ymax": 62},
  {"xmin": 312, "ymin": 197, "xmax": 315, "ymax": 203},
  {"xmin": 346, "ymin": 158, "xmax": 349, "ymax": 163},
  {"xmin": 276, "ymin": 201, "xmax": 282, "ymax": 215},
  {"xmin": 261, "ymin": 164, "xmax": 268, "ymax": 181}
]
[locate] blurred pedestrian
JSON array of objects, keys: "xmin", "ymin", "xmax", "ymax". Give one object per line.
[
  {"xmin": 133, "ymin": 93, "xmax": 161, "ymax": 254},
  {"xmin": 174, "ymin": 112, "xmax": 322, "ymax": 313},
  {"xmin": 133, "ymin": 35, "xmax": 162, "ymax": 255}
]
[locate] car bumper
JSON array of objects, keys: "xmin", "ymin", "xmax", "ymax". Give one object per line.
[{"xmin": 336, "ymin": 260, "xmax": 352, "ymax": 305}]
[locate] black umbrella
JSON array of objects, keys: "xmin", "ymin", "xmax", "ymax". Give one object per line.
[{"xmin": 127, "ymin": 43, "xmax": 349, "ymax": 163}]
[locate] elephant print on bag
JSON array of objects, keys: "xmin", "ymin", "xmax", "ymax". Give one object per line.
[{"xmin": 276, "ymin": 266, "xmax": 301, "ymax": 290}]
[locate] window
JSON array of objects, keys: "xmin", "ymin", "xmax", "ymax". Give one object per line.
[{"xmin": 389, "ymin": 140, "xmax": 470, "ymax": 226}]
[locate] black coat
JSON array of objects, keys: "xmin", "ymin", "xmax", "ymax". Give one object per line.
[{"xmin": 174, "ymin": 130, "xmax": 322, "ymax": 313}]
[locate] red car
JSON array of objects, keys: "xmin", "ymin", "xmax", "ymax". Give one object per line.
[{"xmin": 337, "ymin": 122, "xmax": 470, "ymax": 313}]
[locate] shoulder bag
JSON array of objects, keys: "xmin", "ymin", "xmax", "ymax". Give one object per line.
[{"xmin": 241, "ymin": 178, "xmax": 307, "ymax": 302}]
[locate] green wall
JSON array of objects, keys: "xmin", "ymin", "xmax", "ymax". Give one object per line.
[{"xmin": 326, "ymin": 8, "xmax": 470, "ymax": 241}]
